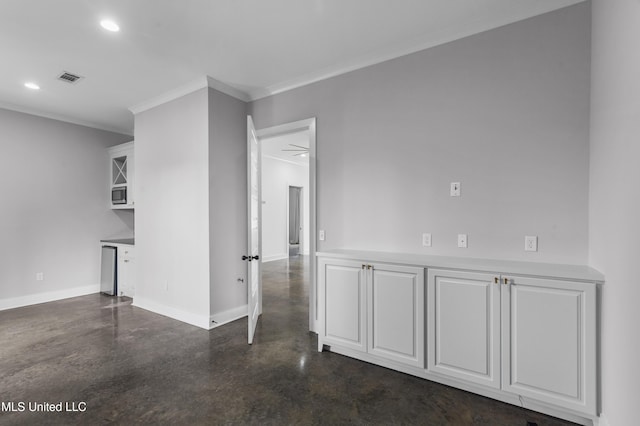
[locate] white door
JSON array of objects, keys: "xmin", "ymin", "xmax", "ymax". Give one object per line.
[{"xmin": 247, "ymin": 116, "xmax": 262, "ymax": 344}]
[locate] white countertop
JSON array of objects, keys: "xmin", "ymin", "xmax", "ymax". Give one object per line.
[
  {"xmin": 101, "ymin": 238, "xmax": 135, "ymax": 245},
  {"xmin": 317, "ymin": 249, "xmax": 604, "ymax": 283}
]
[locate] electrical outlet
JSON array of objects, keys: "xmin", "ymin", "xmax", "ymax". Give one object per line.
[
  {"xmin": 422, "ymin": 233, "xmax": 432, "ymax": 247},
  {"xmin": 450, "ymin": 182, "xmax": 461, "ymax": 197},
  {"xmin": 457, "ymin": 234, "xmax": 468, "ymax": 248},
  {"xmin": 319, "ymin": 230, "xmax": 325, "ymax": 241},
  {"xmin": 525, "ymin": 236, "xmax": 538, "ymax": 252},
  {"xmin": 36, "ymin": 272, "xmax": 44, "ymax": 281}
]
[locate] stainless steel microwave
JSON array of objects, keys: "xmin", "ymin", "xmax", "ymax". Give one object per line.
[{"xmin": 112, "ymin": 187, "xmax": 127, "ymax": 205}]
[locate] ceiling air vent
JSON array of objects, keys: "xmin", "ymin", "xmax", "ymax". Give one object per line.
[{"xmin": 57, "ymin": 71, "xmax": 83, "ymax": 84}]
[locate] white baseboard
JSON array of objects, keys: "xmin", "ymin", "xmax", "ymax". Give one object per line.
[
  {"xmin": 210, "ymin": 304, "xmax": 248, "ymax": 329},
  {"xmin": 594, "ymin": 414, "xmax": 609, "ymax": 426},
  {"xmin": 132, "ymin": 297, "xmax": 211, "ymax": 330},
  {"xmin": 262, "ymin": 253, "xmax": 288, "ymax": 263},
  {"xmin": 0, "ymin": 284, "xmax": 100, "ymax": 311}
]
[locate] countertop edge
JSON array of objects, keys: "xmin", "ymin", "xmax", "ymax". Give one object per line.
[
  {"xmin": 101, "ymin": 238, "xmax": 135, "ymax": 246},
  {"xmin": 316, "ymin": 249, "xmax": 605, "ymax": 283}
]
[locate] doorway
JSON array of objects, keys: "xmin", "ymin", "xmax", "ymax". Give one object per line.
[
  {"xmin": 288, "ymin": 186, "xmax": 303, "ymax": 257},
  {"xmin": 255, "ymin": 118, "xmax": 317, "ymax": 333}
]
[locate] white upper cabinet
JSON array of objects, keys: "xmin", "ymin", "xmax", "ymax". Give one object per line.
[{"xmin": 108, "ymin": 141, "xmax": 134, "ymax": 209}]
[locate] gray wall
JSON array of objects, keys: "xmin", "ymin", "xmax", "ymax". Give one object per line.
[
  {"xmin": 250, "ymin": 3, "xmax": 591, "ymax": 264},
  {"xmin": 208, "ymin": 88, "xmax": 248, "ymax": 316},
  {"xmin": 0, "ymin": 108, "xmax": 132, "ymax": 303},
  {"xmin": 134, "ymin": 88, "xmax": 212, "ymax": 327},
  {"xmin": 589, "ymin": 1, "xmax": 640, "ymax": 424}
]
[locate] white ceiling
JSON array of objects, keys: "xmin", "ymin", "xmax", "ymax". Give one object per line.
[
  {"xmin": 0, "ymin": 0, "xmax": 585, "ymax": 135},
  {"xmin": 262, "ymin": 131, "xmax": 310, "ymax": 165}
]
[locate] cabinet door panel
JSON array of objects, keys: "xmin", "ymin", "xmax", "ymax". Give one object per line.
[
  {"xmin": 320, "ymin": 260, "xmax": 366, "ymax": 352},
  {"xmin": 502, "ymin": 276, "xmax": 596, "ymax": 415},
  {"xmin": 368, "ymin": 265, "xmax": 424, "ymax": 368},
  {"xmin": 428, "ymin": 269, "xmax": 500, "ymax": 388}
]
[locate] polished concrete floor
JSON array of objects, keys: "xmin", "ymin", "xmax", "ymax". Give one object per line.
[{"xmin": 0, "ymin": 256, "xmax": 578, "ymax": 425}]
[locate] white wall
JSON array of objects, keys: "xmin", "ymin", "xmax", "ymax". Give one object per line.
[
  {"xmin": 589, "ymin": 1, "xmax": 640, "ymax": 424},
  {"xmin": 250, "ymin": 3, "xmax": 591, "ymax": 264},
  {"xmin": 134, "ymin": 88, "xmax": 211, "ymax": 328},
  {"xmin": 261, "ymin": 155, "xmax": 310, "ymax": 261},
  {"xmin": 208, "ymin": 88, "xmax": 248, "ymax": 318},
  {"xmin": 0, "ymin": 108, "xmax": 132, "ymax": 309}
]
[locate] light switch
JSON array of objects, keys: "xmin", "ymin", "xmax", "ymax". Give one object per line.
[
  {"xmin": 450, "ymin": 182, "xmax": 461, "ymax": 197},
  {"xmin": 457, "ymin": 234, "xmax": 468, "ymax": 248},
  {"xmin": 319, "ymin": 230, "xmax": 325, "ymax": 241},
  {"xmin": 422, "ymin": 233, "xmax": 432, "ymax": 247}
]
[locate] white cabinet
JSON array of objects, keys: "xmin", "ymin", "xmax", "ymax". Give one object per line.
[
  {"xmin": 427, "ymin": 269, "xmax": 500, "ymax": 388},
  {"xmin": 501, "ymin": 275, "xmax": 596, "ymax": 415},
  {"xmin": 108, "ymin": 141, "xmax": 134, "ymax": 209},
  {"xmin": 117, "ymin": 245, "xmax": 136, "ymax": 298},
  {"xmin": 428, "ymin": 269, "xmax": 596, "ymax": 416},
  {"xmin": 318, "ymin": 258, "xmax": 424, "ymax": 368},
  {"xmin": 317, "ymin": 250, "xmax": 602, "ymax": 424}
]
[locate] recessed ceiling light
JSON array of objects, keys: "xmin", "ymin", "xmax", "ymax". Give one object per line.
[
  {"xmin": 100, "ymin": 19, "xmax": 120, "ymax": 32},
  {"xmin": 24, "ymin": 82, "xmax": 40, "ymax": 90}
]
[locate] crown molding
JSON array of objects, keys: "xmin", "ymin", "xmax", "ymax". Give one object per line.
[
  {"xmin": 0, "ymin": 102, "xmax": 133, "ymax": 136},
  {"xmin": 129, "ymin": 77, "xmax": 209, "ymax": 115},
  {"xmin": 205, "ymin": 76, "xmax": 250, "ymax": 102},
  {"xmin": 129, "ymin": 76, "xmax": 250, "ymax": 115}
]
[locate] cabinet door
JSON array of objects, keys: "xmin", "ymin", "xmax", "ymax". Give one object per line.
[
  {"xmin": 319, "ymin": 258, "xmax": 367, "ymax": 352},
  {"xmin": 502, "ymin": 276, "xmax": 596, "ymax": 415},
  {"xmin": 368, "ymin": 264, "xmax": 424, "ymax": 368},
  {"xmin": 427, "ymin": 269, "xmax": 501, "ymax": 389},
  {"xmin": 117, "ymin": 246, "xmax": 136, "ymax": 297}
]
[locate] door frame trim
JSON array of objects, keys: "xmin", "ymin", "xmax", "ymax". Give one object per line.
[{"xmin": 256, "ymin": 117, "xmax": 318, "ymax": 333}]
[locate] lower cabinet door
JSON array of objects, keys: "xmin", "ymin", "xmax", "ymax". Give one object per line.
[
  {"xmin": 427, "ymin": 269, "xmax": 501, "ymax": 389},
  {"xmin": 368, "ymin": 264, "xmax": 424, "ymax": 368},
  {"xmin": 117, "ymin": 246, "xmax": 136, "ymax": 297},
  {"xmin": 501, "ymin": 276, "xmax": 596, "ymax": 415},
  {"xmin": 319, "ymin": 258, "xmax": 367, "ymax": 352}
]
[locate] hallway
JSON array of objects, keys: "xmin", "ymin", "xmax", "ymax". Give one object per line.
[{"xmin": 0, "ymin": 257, "xmax": 576, "ymax": 425}]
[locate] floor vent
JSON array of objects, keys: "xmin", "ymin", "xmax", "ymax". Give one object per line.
[{"xmin": 57, "ymin": 71, "xmax": 84, "ymax": 84}]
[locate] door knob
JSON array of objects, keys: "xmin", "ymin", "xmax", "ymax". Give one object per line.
[
  {"xmin": 242, "ymin": 255, "xmax": 251, "ymax": 261},
  {"xmin": 252, "ymin": 255, "xmax": 260, "ymax": 261}
]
